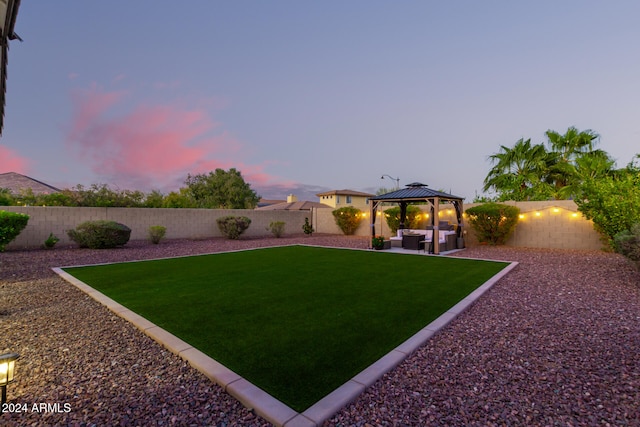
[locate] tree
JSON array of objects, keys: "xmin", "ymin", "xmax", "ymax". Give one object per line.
[
  {"xmin": 184, "ymin": 168, "xmax": 260, "ymax": 209},
  {"xmin": 545, "ymin": 127, "xmax": 602, "ymax": 194},
  {"xmin": 556, "ymin": 149, "xmax": 615, "ymax": 199},
  {"xmin": 161, "ymin": 188, "xmax": 197, "ymax": 208},
  {"xmin": 574, "ymin": 163, "xmax": 640, "ymax": 248},
  {"xmin": 483, "ymin": 127, "xmax": 616, "ymax": 201},
  {"xmin": 545, "ymin": 126, "xmax": 599, "ymax": 163},
  {"xmin": 483, "ymin": 138, "xmax": 553, "ymax": 201}
]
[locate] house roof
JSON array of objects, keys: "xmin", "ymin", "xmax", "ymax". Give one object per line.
[
  {"xmin": 257, "ymin": 198, "xmax": 286, "ymax": 208},
  {"xmin": 316, "ymin": 189, "xmax": 375, "ymax": 197},
  {"xmin": 256, "ymin": 200, "xmax": 330, "ymax": 211},
  {"xmin": 370, "ymin": 182, "xmax": 463, "ymax": 202},
  {"xmin": 0, "ymin": 172, "xmax": 61, "ymax": 195},
  {"xmin": 0, "ymin": 0, "xmax": 22, "ymax": 136}
]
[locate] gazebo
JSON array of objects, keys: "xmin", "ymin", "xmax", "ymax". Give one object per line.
[{"xmin": 368, "ymin": 182, "xmax": 465, "ymax": 254}]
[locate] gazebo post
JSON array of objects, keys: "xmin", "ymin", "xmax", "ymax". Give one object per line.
[
  {"xmin": 454, "ymin": 200, "xmax": 464, "ymax": 248},
  {"xmin": 433, "ymin": 197, "xmax": 440, "ymax": 255},
  {"xmin": 399, "ymin": 202, "xmax": 407, "ymax": 232},
  {"xmin": 369, "ymin": 200, "xmax": 379, "ymax": 249}
]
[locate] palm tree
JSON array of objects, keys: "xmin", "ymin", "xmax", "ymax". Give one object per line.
[
  {"xmin": 545, "ymin": 126, "xmax": 600, "ymax": 162},
  {"xmin": 545, "ymin": 127, "xmax": 603, "ymax": 194},
  {"xmin": 557, "ymin": 149, "xmax": 616, "ymax": 199},
  {"xmin": 483, "ymin": 138, "xmax": 552, "ymax": 201}
]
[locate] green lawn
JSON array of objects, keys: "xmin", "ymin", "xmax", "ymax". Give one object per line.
[{"xmin": 63, "ymin": 245, "xmax": 509, "ymax": 411}]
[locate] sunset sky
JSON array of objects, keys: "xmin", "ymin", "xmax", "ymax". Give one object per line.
[{"xmin": 1, "ymin": 1, "xmax": 639, "ymax": 201}]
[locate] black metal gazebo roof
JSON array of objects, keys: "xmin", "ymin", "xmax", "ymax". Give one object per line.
[{"xmin": 370, "ymin": 182, "xmax": 463, "ymax": 202}]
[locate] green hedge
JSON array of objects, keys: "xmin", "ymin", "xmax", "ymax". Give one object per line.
[
  {"xmin": 332, "ymin": 206, "xmax": 363, "ymax": 235},
  {"xmin": 0, "ymin": 210, "xmax": 30, "ymax": 251},
  {"xmin": 465, "ymin": 203, "xmax": 519, "ymax": 245},
  {"xmin": 68, "ymin": 220, "xmax": 131, "ymax": 249},
  {"xmin": 614, "ymin": 224, "xmax": 640, "ymax": 269}
]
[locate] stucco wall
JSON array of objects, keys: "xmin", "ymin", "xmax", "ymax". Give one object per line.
[
  {"xmin": 462, "ymin": 200, "xmax": 604, "ymax": 250},
  {"xmin": 2, "ymin": 200, "xmax": 604, "ymax": 251},
  {"xmin": 315, "ymin": 200, "xmax": 604, "ymax": 250},
  {"xmin": 2, "ymin": 207, "xmax": 308, "ymax": 249}
]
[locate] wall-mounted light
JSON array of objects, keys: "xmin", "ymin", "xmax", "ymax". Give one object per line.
[{"xmin": 0, "ymin": 352, "xmax": 19, "ymax": 407}]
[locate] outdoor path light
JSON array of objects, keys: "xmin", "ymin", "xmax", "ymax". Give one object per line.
[{"xmin": 0, "ymin": 352, "xmax": 19, "ymax": 408}]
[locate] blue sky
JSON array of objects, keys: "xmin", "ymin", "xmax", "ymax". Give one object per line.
[{"xmin": 2, "ymin": 1, "xmax": 639, "ymax": 201}]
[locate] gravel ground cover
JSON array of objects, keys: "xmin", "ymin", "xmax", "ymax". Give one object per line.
[{"xmin": 1, "ymin": 235, "xmax": 639, "ymax": 426}]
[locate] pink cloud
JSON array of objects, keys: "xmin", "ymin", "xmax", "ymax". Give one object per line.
[
  {"xmin": 0, "ymin": 145, "xmax": 30, "ymax": 173},
  {"xmin": 66, "ymin": 84, "xmax": 289, "ymax": 192}
]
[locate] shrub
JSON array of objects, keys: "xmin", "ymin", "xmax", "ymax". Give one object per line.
[
  {"xmin": 0, "ymin": 210, "xmax": 29, "ymax": 251},
  {"xmin": 43, "ymin": 233, "xmax": 60, "ymax": 249},
  {"xmin": 613, "ymin": 224, "xmax": 640, "ymax": 269},
  {"xmin": 575, "ymin": 173, "xmax": 640, "ymax": 249},
  {"xmin": 332, "ymin": 206, "xmax": 363, "ymax": 235},
  {"xmin": 302, "ymin": 217, "xmax": 314, "ymax": 235},
  {"xmin": 148, "ymin": 225, "xmax": 167, "ymax": 244},
  {"xmin": 465, "ymin": 203, "xmax": 520, "ymax": 245},
  {"xmin": 0, "ymin": 189, "xmax": 14, "ymax": 206},
  {"xmin": 267, "ymin": 221, "xmax": 285, "ymax": 238},
  {"xmin": 383, "ymin": 205, "xmax": 423, "ymax": 233},
  {"xmin": 216, "ymin": 216, "xmax": 251, "ymax": 240},
  {"xmin": 67, "ymin": 220, "xmax": 131, "ymax": 249},
  {"xmin": 371, "ymin": 235, "xmax": 385, "ymax": 249}
]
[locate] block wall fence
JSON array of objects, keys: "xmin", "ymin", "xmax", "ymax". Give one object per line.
[
  {"xmin": 2, "ymin": 207, "xmax": 309, "ymax": 249},
  {"xmin": 3, "ymin": 200, "xmax": 604, "ymax": 251}
]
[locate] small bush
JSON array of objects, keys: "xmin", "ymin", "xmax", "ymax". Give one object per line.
[
  {"xmin": 43, "ymin": 233, "xmax": 60, "ymax": 249},
  {"xmin": 267, "ymin": 221, "xmax": 285, "ymax": 238},
  {"xmin": 465, "ymin": 203, "xmax": 520, "ymax": 245},
  {"xmin": 332, "ymin": 207, "xmax": 364, "ymax": 235},
  {"xmin": 67, "ymin": 220, "xmax": 131, "ymax": 249},
  {"xmin": 0, "ymin": 210, "xmax": 30, "ymax": 251},
  {"xmin": 216, "ymin": 216, "xmax": 251, "ymax": 240},
  {"xmin": 148, "ymin": 225, "xmax": 167, "ymax": 244},
  {"xmin": 302, "ymin": 217, "xmax": 314, "ymax": 235},
  {"xmin": 372, "ymin": 235, "xmax": 385, "ymax": 249},
  {"xmin": 614, "ymin": 224, "xmax": 640, "ymax": 269}
]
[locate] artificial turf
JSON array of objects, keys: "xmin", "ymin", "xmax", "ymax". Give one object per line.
[{"xmin": 63, "ymin": 245, "xmax": 509, "ymax": 411}]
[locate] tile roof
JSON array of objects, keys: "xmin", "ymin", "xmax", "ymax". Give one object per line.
[
  {"xmin": 315, "ymin": 189, "xmax": 375, "ymax": 197},
  {"xmin": 256, "ymin": 200, "xmax": 330, "ymax": 211}
]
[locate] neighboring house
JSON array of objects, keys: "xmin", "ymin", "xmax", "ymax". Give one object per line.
[
  {"xmin": 257, "ymin": 198, "xmax": 286, "ymax": 208},
  {"xmin": 0, "ymin": 0, "xmax": 22, "ymax": 136},
  {"xmin": 316, "ymin": 189, "xmax": 375, "ymax": 210},
  {"xmin": 257, "ymin": 194, "xmax": 330, "ymax": 211},
  {"xmin": 0, "ymin": 172, "xmax": 61, "ymax": 195}
]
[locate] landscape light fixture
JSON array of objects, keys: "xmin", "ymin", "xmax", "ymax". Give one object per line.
[
  {"xmin": 0, "ymin": 352, "xmax": 19, "ymax": 407},
  {"xmin": 380, "ymin": 174, "xmax": 400, "ymax": 190}
]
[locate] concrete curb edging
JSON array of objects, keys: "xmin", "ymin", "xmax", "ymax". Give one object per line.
[{"xmin": 53, "ymin": 257, "xmax": 518, "ymax": 427}]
